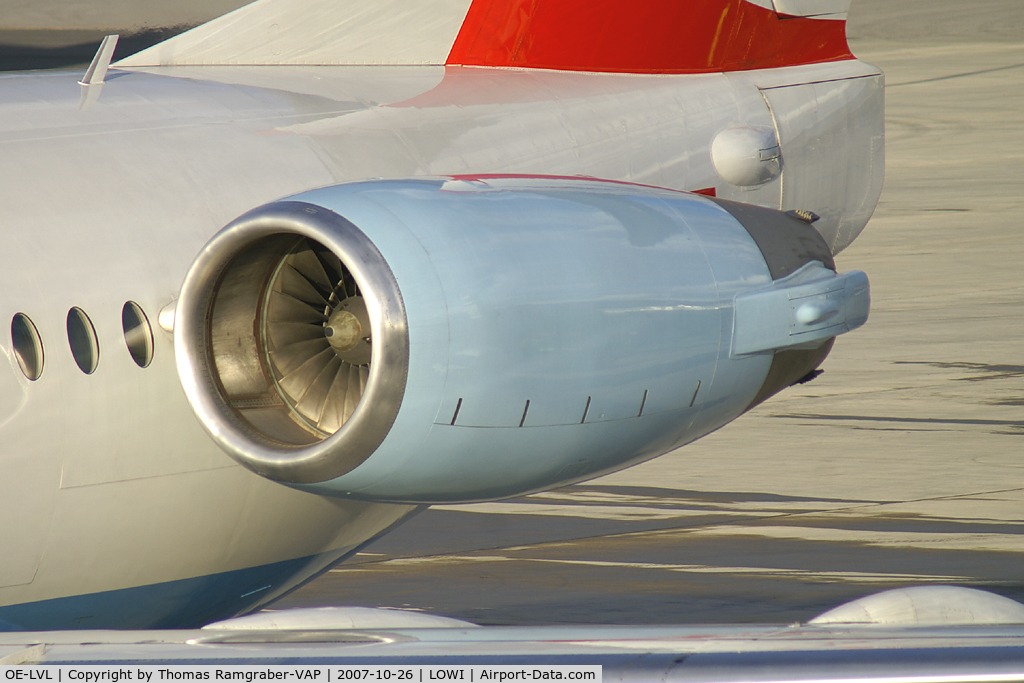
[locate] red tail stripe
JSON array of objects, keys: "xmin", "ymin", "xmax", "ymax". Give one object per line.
[{"xmin": 447, "ymin": 0, "xmax": 852, "ymax": 74}]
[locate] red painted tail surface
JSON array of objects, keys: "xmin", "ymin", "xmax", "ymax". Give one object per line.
[{"xmin": 447, "ymin": 0, "xmax": 853, "ymax": 74}]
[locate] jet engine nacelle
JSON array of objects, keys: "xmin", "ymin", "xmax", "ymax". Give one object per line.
[{"xmin": 175, "ymin": 177, "xmax": 868, "ymax": 503}]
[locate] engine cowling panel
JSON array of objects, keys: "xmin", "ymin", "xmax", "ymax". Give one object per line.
[{"xmin": 176, "ymin": 177, "xmax": 867, "ymax": 502}]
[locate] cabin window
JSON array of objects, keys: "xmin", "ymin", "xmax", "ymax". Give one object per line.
[
  {"xmin": 11, "ymin": 313, "xmax": 44, "ymax": 380},
  {"xmin": 122, "ymin": 301, "xmax": 154, "ymax": 368},
  {"xmin": 67, "ymin": 307, "xmax": 99, "ymax": 374}
]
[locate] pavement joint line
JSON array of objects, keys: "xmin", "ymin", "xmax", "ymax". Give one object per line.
[
  {"xmin": 889, "ymin": 61, "xmax": 1024, "ymax": 87},
  {"xmin": 771, "ymin": 414, "xmax": 1024, "ymax": 428},
  {"xmin": 347, "ymin": 486, "xmax": 1024, "ymax": 567},
  {"xmin": 726, "ymin": 487, "xmax": 1024, "ymax": 522},
  {"xmin": 343, "ymin": 511, "xmax": 804, "ymax": 566},
  {"xmin": 341, "ymin": 555, "xmax": 972, "ymax": 583}
]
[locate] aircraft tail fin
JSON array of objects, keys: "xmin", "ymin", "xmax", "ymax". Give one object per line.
[
  {"xmin": 117, "ymin": 0, "xmax": 853, "ymax": 72},
  {"xmin": 448, "ymin": 0, "xmax": 854, "ymax": 73}
]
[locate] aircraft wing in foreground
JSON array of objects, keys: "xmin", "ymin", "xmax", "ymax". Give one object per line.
[
  {"xmin": 1, "ymin": 0, "xmax": 884, "ymax": 633},
  {"xmin": 3, "ymin": 588, "xmax": 1024, "ymax": 677}
]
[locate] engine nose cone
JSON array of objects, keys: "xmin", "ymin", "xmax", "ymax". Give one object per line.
[
  {"xmin": 326, "ymin": 296, "xmax": 371, "ymax": 365},
  {"xmin": 325, "ymin": 310, "xmax": 361, "ymax": 350}
]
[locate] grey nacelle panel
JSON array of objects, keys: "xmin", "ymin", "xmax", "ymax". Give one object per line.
[
  {"xmin": 421, "ymin": 190, "xmax": 722, "ymax": 428},
  {"xmin": 285, "ymin": 178, "xmax": 775, "ymax": 501}
]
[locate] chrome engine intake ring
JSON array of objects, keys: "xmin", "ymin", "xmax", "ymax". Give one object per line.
[{"xmin": 175, "ymin": 201, "xmax": 409, "ymax": 484}]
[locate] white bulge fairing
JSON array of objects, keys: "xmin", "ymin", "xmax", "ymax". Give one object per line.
[{"xmin": 0, "ymin": 0, "xmax": 882, "ymax": 631}]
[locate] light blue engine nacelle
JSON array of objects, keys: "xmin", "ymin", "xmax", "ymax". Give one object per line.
[{"xmin": 175, "ymin": 177, "xmax": 868, "ymax": 503}]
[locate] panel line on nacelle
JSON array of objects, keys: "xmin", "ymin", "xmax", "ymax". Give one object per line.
[{"xmin": 450, "ymin": 398, "xmax": 463, "ymax": 426}]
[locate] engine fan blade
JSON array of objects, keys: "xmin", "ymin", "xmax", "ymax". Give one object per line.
[
  {"xmin": 343, "ymin": 363, "xmax": 361, "ymax": 422},
  {"xmin": 316, "ymin": 248, "xmax": 345, "ymax": 291},
  {"xmin": 317, "ymin": 363, "xmax": 351, "ymax": 434},
  {"xmin": 266, "ymin": 321, "xmax": 328, "ymax": 350},
  {"xmin": 278, "ymin": 262, "xmax": 331, "ymax": 306},
  {"xmin": 267, "ymin": 289, "xmax": 327, "ymax": 325},
  {"xmin": 278, "ymin": 347, "xmax": 335, "ymax": 398},
  {"xmin": 294, "ymin": 356, "xmax": 343, "ymax": 423},
  {"xmin": 269, "ymin": 337, "xmax": 331, "ymax": 376},
  {"xmin": 289, "ymin": 242, "xmax": 334, "ymax": 292}
]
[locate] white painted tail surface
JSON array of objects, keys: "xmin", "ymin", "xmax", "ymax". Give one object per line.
[
  {"xmin": 116, "ymin": 0, "xmax": 473, "ymax": 67},
  {"xmin": 745, "ymin": 0, "xmax": 849, "ymax": 18}
]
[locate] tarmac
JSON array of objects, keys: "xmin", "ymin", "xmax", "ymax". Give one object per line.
[{"xmin": 274, "ymin": 0, "xmax": 1024, "ymax": 624}]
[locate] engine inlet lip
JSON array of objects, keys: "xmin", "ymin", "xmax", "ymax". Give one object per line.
[{"xmin": 176, "ymin": 201, "xmax": 409, "ymax": 484}]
